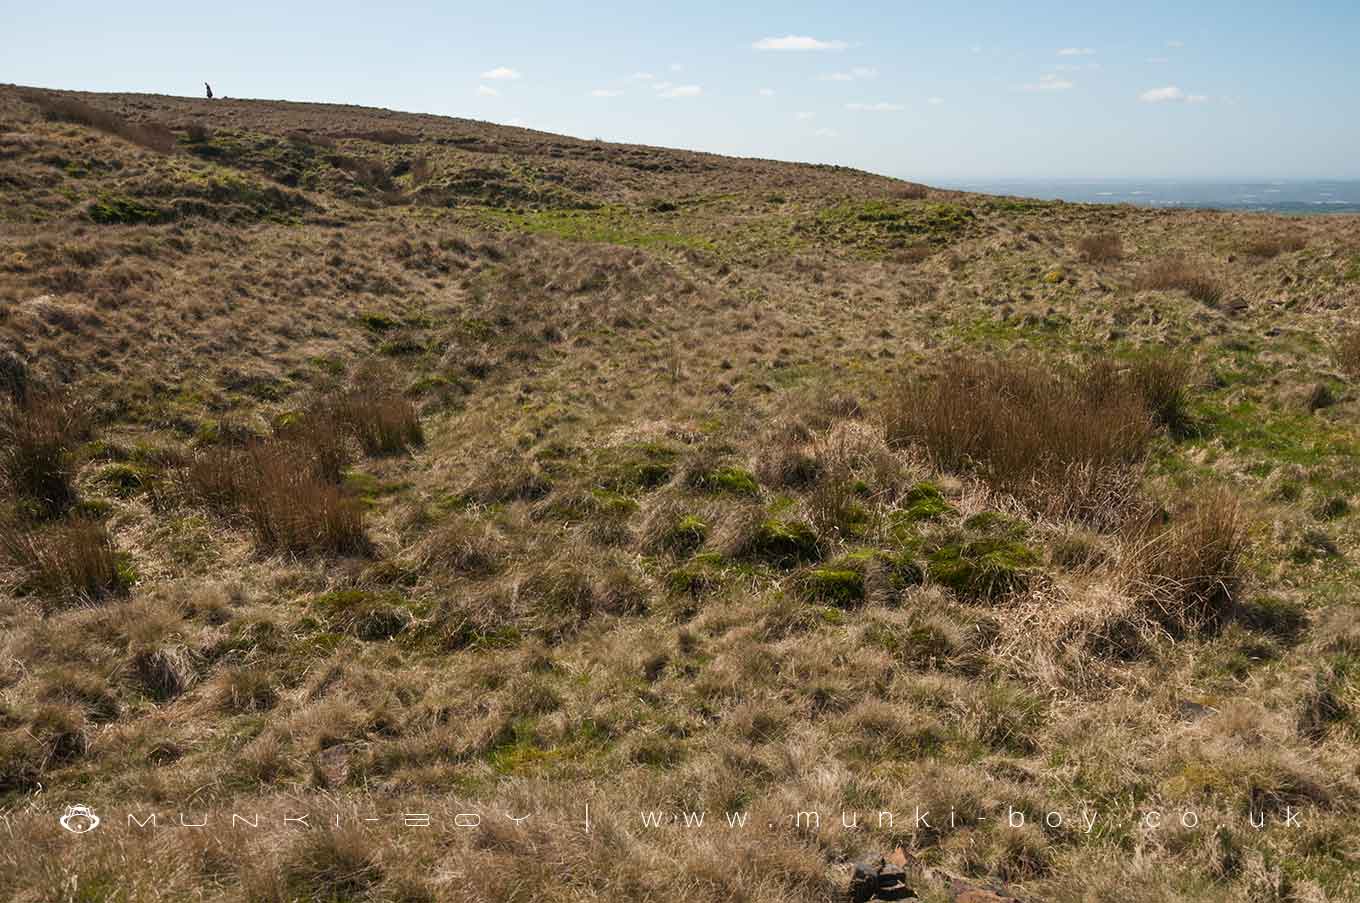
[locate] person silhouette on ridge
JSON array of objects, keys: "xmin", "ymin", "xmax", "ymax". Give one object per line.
[{"xmin": 205, "ymin": 82, "xmax": 213, "ymax": 100}]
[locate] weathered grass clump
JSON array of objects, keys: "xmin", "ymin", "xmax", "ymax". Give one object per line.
[
  {"xmin": 312, "ymin": 590, "xmax": 412, "ymax": 640},
  {"xmin": 0, "ymin": 391, "xmax": 86, "ymax": 517},
  {"xmin": 1076, "ymin": 231, "xmax": 1123, "ymax": 263},
  {"xmin": 1135, "ymin": 255, "xmax": 1224, "ymax": 305},
  {"xmin": 0, "ymin": 516, "xmax": 132, "ymax": 605},
  {"xmin": 884, "ymin": 357, "xmax": 1171, "ymax": 523},
  {"xmin": 1122, "ymin": 490, "xmax": 1249, "ymax": 634}
]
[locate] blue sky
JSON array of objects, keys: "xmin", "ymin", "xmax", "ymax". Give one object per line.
[{"xmin": 5, "ymin": 1, "xmax": 1357, "ymax": 180}]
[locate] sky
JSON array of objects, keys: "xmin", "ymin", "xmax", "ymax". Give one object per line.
[{"xmin": 4, "ymin": 1, "xmax": 1358, "ymax": 181}]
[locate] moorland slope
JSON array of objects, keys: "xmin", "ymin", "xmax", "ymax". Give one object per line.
[{"xmin": 2, "ymin": 85, "xmax": 1359, "ymax": 902}]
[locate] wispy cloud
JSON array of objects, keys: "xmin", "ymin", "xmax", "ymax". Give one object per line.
[
  {"xmin": 1057, "ymin": 47, "xmax": 1096, "ymax": 56},
  {"xmin": 1139, "ymin": 85, "xmax": 1208, "ymax": 103},
  {"xmin": 1022, "ymin": 74, "xmax": 1074, "ymax": 92},
  {"xmin": 589, "ymin": 89, "xmax": 623, "ymax": 97},
  {"xmin": 628, "ymin": 72, "xmax": 655, "ymax": 81},
  {"xmin": 821, "ymin": 66, "xmax": 878, "ymax": 81},
  {"xmin": 846, "ymin": 101, "xmax": 904, "ymax": 112},
  {"xmin": 757, "ymin": 87, "xmax": 776, "ymax": 96},
  {"xmin": 814, "ymin": 127, "xmax": 839, "ymax": 137},
  {"xmin": 1166, "ymin": 40, "xmax": 1185, "ymax": 48},
  {"xmin": 795, "ymin": 111, "xmax": 816, "ymax": 120},
  {"xmin": 1147, "ymin": 56, "xmax": 1170, "ymax": 64},
  {"xmin": 480, "ymin": 67, "xmax": 521, "ymax": 80},
  {"xmin": 927, "ymin": 96, "xmax": 944, "ymax": 105},
  {"xmin": 753, "ymin": 35, "xmax": 848, "ymax": 51},
  {"xmin": 476, "ymin": 85, "xmax": 500, "ymax": 97},
  {"xmin": 656, "ymin": 83, "xmax": 702, "ymax": 98}
]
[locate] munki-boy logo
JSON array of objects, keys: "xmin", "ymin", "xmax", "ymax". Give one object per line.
[{"xmin": 59, "ymin": 805, "xmax": 101, "ymax": 835}]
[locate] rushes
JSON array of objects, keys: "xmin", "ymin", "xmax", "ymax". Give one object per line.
[
  {"xmin": 1121, "ymin": 490, "xmax": 1249, "ymax": 634},
  {"xmin": 1335, "ymin": 326, "xmax": 1360, "ymax": 378},
  {"xmin": 332, "ymin": 384, "xmax": 424, "ymax": 456},
  {"xmin": 1076, "ymin": 232, "xmax": 1123, "ymax": 263},
  {"xmin": 0, "ymin": 391, "xmax": 86, "ymax": 518},
  {"xmin": 0, "ymin": 517, "xmax": 131, "ymax": 605},
  {"xmin": 884, "ymin": 357, "xmax": 1165, "ymax": 523},
  {"xmin": 185, "ymin": 437, "xmax": 369, "ymax": 556},
  {"xmin": 1135, "ymin": 255, "xmax": 1223, "ymax": 306},
  {"xmin": 182, "ymin": 371, "xmax": 420, "ymax": 555}
]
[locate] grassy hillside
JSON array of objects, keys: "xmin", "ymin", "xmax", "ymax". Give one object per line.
[{"xmin": 2, "ymin": 85, "xmax": 1359, "ymax": 902}]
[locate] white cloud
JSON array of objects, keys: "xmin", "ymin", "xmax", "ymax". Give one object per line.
[
  {"xmin": 795, "ymin": 111, "xmax": 816, "ymax": 120},
  {"xmin": 971, "ymin": 44, "xmax": 983, "ymax": 54},
  {"xmin": 1166, "ymin": 40, "xmax": 1185, "ymax": 48},
  {"xmin": 846, "ymin": 101, "xmax": 904, "ymax": 111},
  {"xmin": 590, "ymin": 89, "xmax": 623, "ymax": 97},
  {"xmin": 753, "ymin": 35, "xmax": 848, "ymax": 51},
  {"xmin": 1147, "ymin": 56, "xmax": 1170, "ymax": 64},
  {"xmin": 1139, "ymin": 85, "xmax": 1208, "ymax": 103},
  {"xmin": 656, "ymin": 84, "xmax": 702, "ymax": 98},
  {"xmin": 477, "ymin": 85, "xmax": 499, "ymax": 97},
  {"xmin": 480, "ymin": 67, "xmax": 521, "ymax": 80},
  {"xmin": 628, "ymin": 72, "xmax": 655, "ymax": 81},
  {"xmin": 814, "ymin": 128, "xmax": 838, "ymax": 137},
  {"xmin": 758, "ymin": 87, "xmax": 776, "ymax": 96},
  {"xmin": 822, "ymin": 66, "xmax": 878, "ymax": 81},
  {"xmin": 927, "ymin": 96, "xmax": 944, "ymax": 105},
  {"xmin": 670, "ymin": 63, "xmax": 684, "ymax": 71},
  {"xmin": 1022, "ymin": 74, "xmax": 1074, "ymax": 92},
  {"xmin": 1057, "ymin": 47, "xmax": 1096, "ymax": 56}
]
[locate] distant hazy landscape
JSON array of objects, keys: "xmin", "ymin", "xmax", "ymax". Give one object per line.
[{"xmin": 942, "ymin": 179, "xmax": 1360, "ymax": 214}]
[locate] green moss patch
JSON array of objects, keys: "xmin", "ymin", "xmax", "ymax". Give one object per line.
[
  {"xmin": 743, "ymin": 517, "xmax": 820, "ymax": 567},
  {"xmin": 899, "ymin": 482, "xmax": 954, "ymax": 522},
  {"xmin": 88, "ymin": 195, "xmax": 167, "ymax": 225},
  {"xmin": 926, "ymin": 535, "xmax": 1039, "ymax": 600}
]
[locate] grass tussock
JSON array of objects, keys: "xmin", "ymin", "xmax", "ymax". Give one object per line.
[
  {"xmin": 1076, "ymin": 231, "xmax": 1123, "ymax": 263},
  {"xmin": 21, "ymin": 91, "xmax": 175, "ymax": 153},
  {"xmin": 884, "ymin": 356, "xmax": 1178, "ymax": 522},
  {"xmin": 0, "ymin": 516, "xmax": 131, "ymax": 605},
  {"xmin": 1135, "ymin": 255, "xmax": 1224, "ymax": 305},
  {"xmin": 0, "ymin": 391, "xmax": 86, "ymax": 517},
  {"xmin": 1122, "ymin": 490, "xmax": 1249, "ymax": 634}
]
